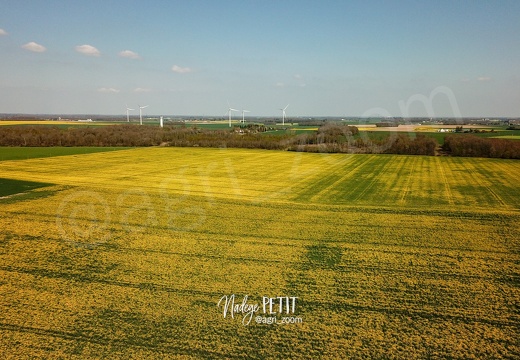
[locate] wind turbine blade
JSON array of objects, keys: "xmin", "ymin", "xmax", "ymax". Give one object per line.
[{"xmin": 284, "ymin": 104, "xmax": 289, "ymax": 110}]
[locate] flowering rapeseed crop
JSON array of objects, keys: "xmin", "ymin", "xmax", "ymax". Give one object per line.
[{"xmin": 0, "ymin": 147, "xmax": 518, "ymax": 358}]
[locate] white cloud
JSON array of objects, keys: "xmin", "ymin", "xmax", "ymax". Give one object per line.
[
  {"xmin": 134, "ymin": 87, "xmax": 151, "ymax": 93},
  {"xmin": 275, "ymin": 82, "xmax": 285, "ymax": 88},
  {"xmin": 21, "ymin": 41, "xmax": 46, "ymax": 53},
  {"xmin": 119, "ymin": 50, "xmax": 141, "ymax": 59},
  {"xmin": 477, "ymin": 76, "xmax": 492, "ymax": 82},
  {"xmin": 98, "ymin": 87, "xmax": 120, "ymax": 93},
  {"xmin": 0, "ymin": 29, "xmax": 7, "ymax": 36},
  {"xmin": 75, "ymin": 44, "xmax": 100, "ymax": 57},
  {"xmin": 171, "ymin": 65, "xmax": 192, "ymax": 74},
  {"xmin": 293, "ymin": 74, "xmax": 303, "ymax": 80}
]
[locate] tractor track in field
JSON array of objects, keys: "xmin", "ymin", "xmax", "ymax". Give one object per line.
[
  {"xmin": 398, "ymin": 156, "xmax": 419, "ymax": 205},
  {"xmin": 435, "ymin": 156, "xmax": 455, "ymax": 205}
]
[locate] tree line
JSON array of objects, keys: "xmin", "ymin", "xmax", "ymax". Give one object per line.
[
  {"xmin": 0, "ymin": 124, "xmax": 518, "ymax": 158},
  {"xmin": 443, "ymin": 135, "xmax": 520, "ymax": 159},
  {"xmin": 0, "ymin": 125, "xmax": 293, "ymax": 149},
  {"xmin": 288, "ymin": 124, "xmax": 438, "ymax": 155}
]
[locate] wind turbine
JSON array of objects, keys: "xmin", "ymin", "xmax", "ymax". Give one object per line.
[
  {"xmin": 241, "ymin": 109, "xmax": 250, "ymax": 124},
  {"xmin": 279, "ymin": 104, "xmax": 289, "ymax": 125},
  {"xmin": 125, "ymin": 105, "xmax": 134, "ymax": 123},
  {"xmin": 139, "ymin": 105, "xmax": 149, "ymax": 125},
  {"xmin": 226, "ymin": 106, "xmax": 239, "ymax": 127}
]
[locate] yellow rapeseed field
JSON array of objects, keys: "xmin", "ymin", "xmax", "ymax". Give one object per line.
[
  {"xmin": 0, "ymin": 147, "xmax": 519, "ymax": 358},
  {"xmin": 0, "ymin": 121, "xmax": 116, "ymax": 126}
]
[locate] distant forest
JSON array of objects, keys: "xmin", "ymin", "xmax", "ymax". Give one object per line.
[{"xmin": 0, "ymin": 123, "xmax": 519, "ymax": 159}]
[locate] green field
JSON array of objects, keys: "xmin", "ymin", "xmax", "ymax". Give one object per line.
[
  {"xmin": 0, "ymin": 147, "xmax": 131, "ymax": 161},
  {"xmin": 0, "ymin": 148, "xmax": 519, "ymax": 358},
  {"xmin": 0, "ymin": 120, "xmax": 122, "ymax": 128},
  {"xmin": 491, "ymin": 135, "xmax": 520, "ymax": 140},
  {"xmin": 356, "ymin": 128, "xmax": 520, "ymax": 143}
]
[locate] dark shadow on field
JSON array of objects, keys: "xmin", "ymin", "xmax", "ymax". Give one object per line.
[
  {"xmin": 0, "ymin": 178, "xmax": 53, "ymax": 198},
  {"xmin": 278, "ymin": 243, "xmax": 345, "ymax": 356},
  {"xmin": 0, "ymin": 188, "xmax": 61, "ymax": 205},
  {"xmin": 304, "ymin": 243, "xmax": 343, "ymax": 270}
]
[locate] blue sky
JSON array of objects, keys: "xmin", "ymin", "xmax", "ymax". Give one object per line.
[{"xmin": 1, "ymin": 0, "xmax": 519, "ymax": 117}]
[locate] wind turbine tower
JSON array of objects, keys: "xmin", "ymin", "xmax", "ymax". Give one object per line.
[
  {"xmin": 227, "ymin": 106, "xmax": 239, "ymax": 127},
  {"xmin": 280, "ymin": 104, "xmax": 289, "ymax": 126},
  {"xmin": 126, "ymin": 105, "xmax": 134, "ymax": 122},
  {"xmin": 160, "ymin": 116, "xmax": 163, "ymax": 128},
  {"xmin": 139, "ymin": 105, "xmax": 149, "ymax": 125},
  {"xmin": 241, "ymin": 109, "xmax": 250, "ymax": 124}
]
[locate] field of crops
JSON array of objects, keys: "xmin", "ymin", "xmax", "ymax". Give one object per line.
[
  {"xmin": 0, "ymin": 121, "xmax": 119, "ymax": 127},
  {"xmin": 0, "ymin": 147, "xmax": 130, "ymax": 162},
  {"xmin": 0, "ymin": 147, "xmax": 519, "ymax": 358}
]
